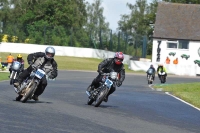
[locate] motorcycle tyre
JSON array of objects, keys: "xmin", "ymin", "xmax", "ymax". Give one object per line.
[
  {"xmin": 160, "ymin": 76, "xmax": 165, "ymax": 84},
  {"xmin": 10, "ymin": 79, "xmax": 14, "ymax": 85},
  {"xmin": 147, "ymin": 75, "xmax": 153, "ymax": 84},
  {"xmin": 21, "ymin": 82, "xmax": 37, "ymax": 103},
  {"xmin": 87, "ymin": 98, "xmax": 94, "ymax": 105},
  {"xmin": 94, "ymin": 86, "xmax": 109, "ymax": 107}
]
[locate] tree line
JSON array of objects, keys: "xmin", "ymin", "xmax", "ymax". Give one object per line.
[{"xmin": 0, "ymin": 0, "xmax": 199, "ymax": 57}]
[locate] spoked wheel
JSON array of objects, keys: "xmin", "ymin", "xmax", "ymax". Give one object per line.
[
  {"xmin": 94, "ymin": 86, "xmax": 109, "ymax": 107},
  {"xmin": 21, "ymin": 82, "xmax": 37, "ymax": 103}
]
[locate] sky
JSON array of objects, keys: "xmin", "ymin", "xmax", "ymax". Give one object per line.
[{"xmin": 86, "ymin": 0, "xmax": 152, "ymax": 31}]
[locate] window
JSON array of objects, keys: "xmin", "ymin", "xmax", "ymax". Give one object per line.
[
  {"xmin": 178, "ymin": 40, "xmax": 189, "ymax": 49},
  {"xmin": 167, "ymin": 41, "xmax": 178, "ymax": 48},
  {"xmin": 167, "ymin": 40, "xmax": 189, "ymax": 49}
]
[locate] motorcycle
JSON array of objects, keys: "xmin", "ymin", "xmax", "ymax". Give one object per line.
[
  {"xmin": 158, "ymin": 71, "xmax": 166, "ymax": 83},
  {"xmin": 147, "ymin": 69, "xmax": 154, "ymax": 84},
  {"xmin": 86, "ymin": 71, "xmax": 118, "ymax": 107},
  {"xmin": 14, "ymin": 67, "xmax": 53, "ymax": 103},
  {"xmin": 9, "ymin": 61, "xmax": 22, "ymax": 85}
]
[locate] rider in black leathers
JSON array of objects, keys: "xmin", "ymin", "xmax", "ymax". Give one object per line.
[
  {"xmin": 87, "ymin": 52, "xmax": 125, "ymax": 102},
  {"xmin": 14, "ymin": 47, "xmax": 58, "ymax": 101}
]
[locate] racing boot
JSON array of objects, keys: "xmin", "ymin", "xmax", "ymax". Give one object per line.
[
  {"xmin": 13, "ymin": 82, "xmax": 21, "ymax": 92},
  {"xmin": 104, "ymin": 95, "xmax": 108, "ymax": 102},
  {"xmin": 32, "ymin": 95, "xmax": 39, "ymax": 101}
]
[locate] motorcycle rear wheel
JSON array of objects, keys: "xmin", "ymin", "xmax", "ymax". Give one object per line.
[
  {"xmin": 21, "ymin": 82, "xmax": 37, "ymax": 103},
  {"xmin": 94, "ymin": 86, "xmax": 109, "ymax": 107},
  {"xmin": 147, "ymin": 75, "xmax": 153, "ymax": 84}
]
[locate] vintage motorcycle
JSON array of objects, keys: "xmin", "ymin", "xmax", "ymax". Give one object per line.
[
  {"xmin": 14, "ymin": 67, "xmax": 53, "ymax": 103},
  {"xmin": 158, "ymin": 71, "xmax": 166, "ymax": 83},
  {"xmin": 9, "ymin": 61, "xmax": 22, "ymax": 85},
  {"xmin": 147, "ymin": 69, "xmax": 154, "ymax": 84},
  {"xmin": 86, "ymin": 71, "xmax": 118, "ymax": 107}
]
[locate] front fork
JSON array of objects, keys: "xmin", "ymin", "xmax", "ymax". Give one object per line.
[{"xmin": 10, "ymin": 71, "xmax": 18, "ymax": 79}]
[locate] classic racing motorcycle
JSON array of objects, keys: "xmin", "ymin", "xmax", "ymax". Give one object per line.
[
  {"xmin": 147, "ymin": 68, "xmax": 154, "ymax": 84},
  {"xmin": 86, "ymin": 71, "xmax": 118, "ymax": 107},
  {"xmin": 14, "ymin": 67, "xmax": 51, "ymax": 103},
  {"xmin": 9, "ymin": 61, "xmax": 22, "ymax": 85}
]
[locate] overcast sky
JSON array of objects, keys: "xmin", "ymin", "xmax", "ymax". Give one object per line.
[{"xmin": 85, "ymin": 0, "xmax": 152, "ymax": 31}]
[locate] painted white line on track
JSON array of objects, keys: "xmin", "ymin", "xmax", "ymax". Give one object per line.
[{"xmin": 149, "ymin": 84, "xmax": 200, "ymax": 111}]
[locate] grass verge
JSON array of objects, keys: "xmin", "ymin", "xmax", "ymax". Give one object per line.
[
  {"xmin": 0, "ymin": 52, "xmax": 144, "ymax": 73},
  {"xmin": 153, "ymin": 83, "xmax": 200, "ymax": 109},
  {"xmin": 0, "ymin": 72, "xmax": 9, "ymax": 81}
]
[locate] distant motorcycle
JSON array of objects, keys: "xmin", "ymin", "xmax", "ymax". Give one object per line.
[
  {"xmin": 147, "ymin": 69, "xmax": 154, "ymax": 84},
  {"xmin": 86, "ymin": 71, "xmax": 118, "ymax": 107},
  {"xmin": 158, "ymin": 71, "xmax": 166, "ymax": 83},
  {"xmin": 9, "ymin": 61, "xmax": 22, "ymax": 85}
]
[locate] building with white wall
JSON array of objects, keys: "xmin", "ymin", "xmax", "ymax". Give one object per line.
[{"xmin": 129, "ymin": 2, "xmax": 200, "ymax": 76}]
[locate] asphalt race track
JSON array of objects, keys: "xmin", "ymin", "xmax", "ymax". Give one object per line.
[{"xmin": 0, "ymin": 70, "xmax": 200, "ymax": 133}]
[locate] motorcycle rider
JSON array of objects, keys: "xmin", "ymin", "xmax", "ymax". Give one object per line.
[
  {"xmin": 146, "ymin": 64, "xmax": 156, "ymax": 81},
  {"xmin": 14, "ymin": 46, "xmax": 58, "ymax": 101},
  {"xmin": 87, "ymin": 52, "xmax": 125, "ymax": 102},
  {"xmin": 9, "ymin": 54, "xmax": 25, "ymax": 75},
  {"xmin": 157, "ymin": 63, "xmax": 167, "ymax": 79}
]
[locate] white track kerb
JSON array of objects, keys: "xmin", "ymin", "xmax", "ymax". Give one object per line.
[{"xmin": 149, "ymin": 84, "xmax": 200, "ymax": 111}]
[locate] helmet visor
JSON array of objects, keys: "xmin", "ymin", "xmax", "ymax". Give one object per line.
[
  {"xmin": 115, "ymin": 58, "xmax": 123, "ymax": 62},
  {"xmin": 46, "ymin": 52, "xmax": 54, "ymax": 58}
]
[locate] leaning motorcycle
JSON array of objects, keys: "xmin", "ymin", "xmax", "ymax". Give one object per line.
[
  {"xmin": 14, "ymin": 67, "xmax": 50, "ymax": 103},
  {"xmin": 9, "ymin": 61, "xmax": 22, "ymax": 85},
  {"xmin": 147, "ymin": 69, "xmax": 154, "ymax": 84},
  {"xmin": 158, "ymin": 71, "xmax": 166, "ymax": 83},
  {"xmin": 86, "ymin": 72, "xmax": 118, "ymax": 107}
]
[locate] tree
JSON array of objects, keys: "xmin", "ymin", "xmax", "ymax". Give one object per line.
[{"xmin": 85, "ymin": 0, "xmax": 110, "ymax": 49}]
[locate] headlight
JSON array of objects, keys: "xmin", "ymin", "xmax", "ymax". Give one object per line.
[{"xmin": 110, "ymin": 72, "xmax": 117, "ymax": 80}]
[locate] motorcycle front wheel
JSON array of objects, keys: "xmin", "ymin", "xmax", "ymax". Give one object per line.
[
  {"xmin": 87, "ymin": 98, "xmax": 94, "ymax": 105},
  {"xmin": 21, "ymin": 81, "xmax": 37, "ymax": 103},
  {"xmin": 10, "ymin": 79, "xmax": 14, "ymax": 85},
  {"xmin": 160, "ymin": 76, "xmax": 165, "ymax": 83},
  {"xmin": 94, "ymin": 86, "xmax": 109, "ymax": 107}
]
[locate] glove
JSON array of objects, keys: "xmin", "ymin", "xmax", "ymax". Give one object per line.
[
  {"xmin": 48, "ymin": 75, "xmax": 54, "ymax": 79},
  {"xmin": 28, "ymin": 61, "xmax": 33, "ymax": 65},
  {"xmin": 31, "ymin": 64, "xmax": 37, "ymax": 70},
  {"xmin": 116, "ymin": 81, "xmax": 122, "ymax": 87},
  {"xmin": 97, "ymin": 70, "xmax": 103, "ymax": 74}
]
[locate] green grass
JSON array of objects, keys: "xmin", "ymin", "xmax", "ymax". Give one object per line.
[
  {"xmin": 0, "ymin": 72, "xmax": 9, "ymax": 81},
  {"xmin": 0, "ymin": 52, "xmax": 145, "ymax": 82},
  {"xmin": 153, "ymin": 83, "xmax": 200, "ymax": 108},
  {"xmin": 0, "ymin": 52, "xmax": 143, "ymax": 73}
]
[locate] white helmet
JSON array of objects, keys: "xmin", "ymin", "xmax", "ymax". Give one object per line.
[{"xmin": 45, "ymin": 46, "xmax": 55, "ymax": 60}]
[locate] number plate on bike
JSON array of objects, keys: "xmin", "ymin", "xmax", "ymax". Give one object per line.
[
  {"xmin": 35, "ymin": 69, "xmax": 45, "ymax": 79},
  {"xmin": 105, "ymin": 79, "xmax": 113, "ymax": 88}
]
